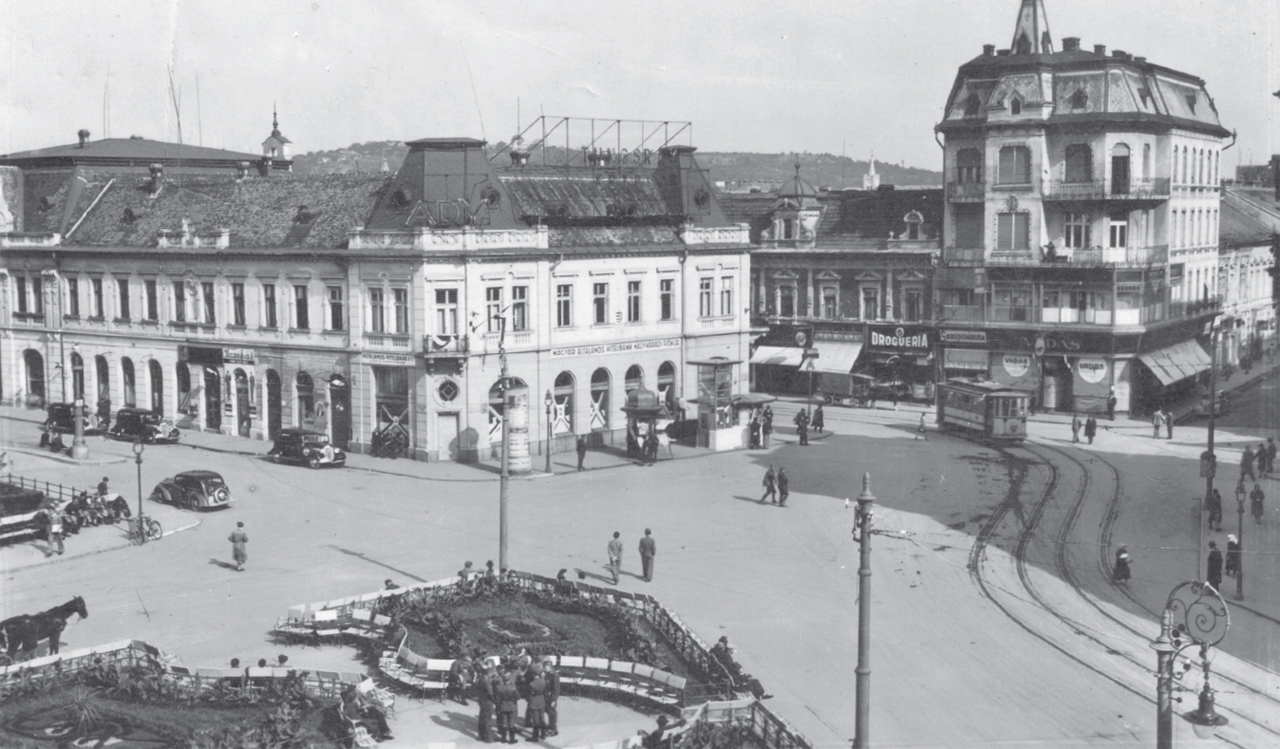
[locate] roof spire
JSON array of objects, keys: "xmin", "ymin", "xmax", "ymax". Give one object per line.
[
  {"xmin": 272, "ymin": 103, "xmax": 280, "ymax": 136},
  {"xmin": 1010, "ymin": 0, "xmax": 1053, "ymax": 55}
]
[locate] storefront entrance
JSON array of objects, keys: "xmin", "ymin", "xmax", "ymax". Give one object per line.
[
  {"xmin": 203, "ymin": 368, "xmax": 221, "ymax": 430},
  {"xmin": 329, "ymin": 375, "xmax": 351, "ymax": 450},
  {"xmin": 234, "ymin": 369, "xmax": 251, "ymax": 437},
  {"xmin": 372, "ymin": 366, "xmax": 410, "ymax": 458}
]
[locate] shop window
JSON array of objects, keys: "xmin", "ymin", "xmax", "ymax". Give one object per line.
[
  {"xmin": 553, "ymin": 371, "xmax": 574, "ymax": 436},
  {"xmin": 121, "ymin": 358, "xmax": 136, "ymax": 408},
  {"xmin": 590, "ymin": 368, "xmax": 610, "ymax": 430},
  {"xmin": 625, "ymin": 365, "xmax": 644, "ymax": 395},
  {"xmin": 296, "ymin": 372, "xmax": 315, "ymax": 423}
]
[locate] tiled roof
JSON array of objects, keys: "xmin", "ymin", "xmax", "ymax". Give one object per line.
[
  {"xmin": 1220, "ymin": 200, "xmax": 1274, "ymax": 247},
  {"xmin": 719, "ymin": 188, "xmax": 943, "ymax": 248},
  {"xmin": 500, "ymin": 171, "xmax": 675, "ymax": 221},
  {"xmin": 64, "ymin": 173, "xmax": 392, "ymax": 248},
  {"xmin": 0, "ymin": 137, "xmax": 264, "ymax": 163}
]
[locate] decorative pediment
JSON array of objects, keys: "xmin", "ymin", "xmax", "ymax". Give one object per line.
[
  {"xmin": 815, "ymin": 270, "xmax": 842, "ymax": 281},
  {"xmin": 770, "ymin": 269, "xmax": 800, "ymax": 281},
  {"xmin": 897, "ymin": 270, "xmax": 928, "ymax": 282},
  {"xmin": 855, "ymin": 271, "xmax": 884, "ymax": 282}
]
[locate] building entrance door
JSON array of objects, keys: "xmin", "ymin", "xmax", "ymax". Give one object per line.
[
  {"xmin": 439, "ymin": 413, "xmax": 460, "ymax": 461},
  {"xmin": 235, "ymin": 369, "xmax": 251, "ymax": 437},
  {"xmin": 329, "ymin": 377, "xmax": 351, "ymax": 450},
  {"xmin": 204, "ymin": 368, "xmax": 222, "ymax": 430}
]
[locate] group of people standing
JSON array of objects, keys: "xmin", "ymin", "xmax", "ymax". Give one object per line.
[
  {"xmin": 791, "ymin": 406, "xmax": 823, "ymax": 446},
  {"xmin": 1150, "ymin": 409, "xmax": 1175, "ymax": 439},
  {"xmin": 448, "ymin": 649, "xmax": 561, "ymax": 743},
  {"xmin": 748, "ymin": 406, "xmax": 774, "ymax": 449},
  {"xmin": 1240, "ymin": 438, "xmax": 1276, "ymax": 481}
]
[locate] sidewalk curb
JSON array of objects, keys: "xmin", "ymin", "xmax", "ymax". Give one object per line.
[
  {"xmin": 5, "ymin": 519, "xmax": 202, "ymax": 574},
  {"xmin": 0, "ymin": 443, "xmax": 130, "ymax": 467}
]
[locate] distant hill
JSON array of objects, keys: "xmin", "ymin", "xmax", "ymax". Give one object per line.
[{"xmin": 290, "ymin": 142, "xmax": 942, "ymax": 188}]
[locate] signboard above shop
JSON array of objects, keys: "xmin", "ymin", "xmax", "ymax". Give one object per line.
[{"xmin": 866, "ymin": 324, "xmax": 931, "ymax": 352}]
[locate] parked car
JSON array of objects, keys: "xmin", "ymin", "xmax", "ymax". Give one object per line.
[
  {"xmin": 107, "ymin": 408, "xmax": 180, "ymax": 444},
  {"xmin": 267, "ymin": 428, "xmax": 346, "ymax": 469},
  {"xmin": 150, "ymin": 471, "xmax": 232, "ymax": 511},
  {"xmin": 1193, "ymin": 391, "xmax": 1230, "ymax": 418},
  {"xmin": 43, "ymin": 403, "xmax": 107, "ymax": 436}
]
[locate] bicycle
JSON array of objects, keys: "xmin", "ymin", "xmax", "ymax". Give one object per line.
[{"xmin": 127, "ymin": 514, "xmax": 163, "ymax": 545}]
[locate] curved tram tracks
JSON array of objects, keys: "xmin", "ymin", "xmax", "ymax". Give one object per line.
[{"xmin": 965, "ymin": 438, "xmax": 1280, "ymax": 744}]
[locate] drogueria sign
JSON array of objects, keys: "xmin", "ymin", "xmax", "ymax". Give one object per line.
[{"xmin": 867, "ymin": 325, "xmax": 930, "ymax": 351}]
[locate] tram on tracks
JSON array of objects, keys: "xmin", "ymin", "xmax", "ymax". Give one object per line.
[{"xmin": 935, "ymin": 378, "xmax": 1029, "ymax": 442}]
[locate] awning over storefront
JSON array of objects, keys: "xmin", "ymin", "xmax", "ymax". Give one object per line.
[
  {"xmin": 1138, "ymin": 340, "xmax": 1212, "ymax": 386},
  {"xmin": 811, "ymin": 341, "xmax": 864, "ymax": 374},
  {"xmin": 749, "ymin": 346, "xmax": 805, "ymax": 367}
]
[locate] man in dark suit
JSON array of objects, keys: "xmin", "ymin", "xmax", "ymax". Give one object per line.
[{"xmin": 639, "ymin": 528, "xmax": 656, "ymax": 582}]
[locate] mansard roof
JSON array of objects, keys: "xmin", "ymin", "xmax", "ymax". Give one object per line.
[
  {"xmin": 0, "ymin": 137, "xmax": 285, "ymax": 169},
  {"xmin": 1220, "ymin": 195, "xmax": 1276, "ymax": 248},
  {"xmin": 719, "ymin": 187, "xmax": 942, "ymax": 249}
]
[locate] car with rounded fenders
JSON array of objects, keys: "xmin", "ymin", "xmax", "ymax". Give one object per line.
[
  {"xmin": 107, "ymin": 408, "xmax": 180, "ymax": 444},
  {"xmin": 267, "ymin": 428, "xmax": 346, "ymax": 469},
  {"xmin": 150, "ymin": 471, "xmax": 232, "ymax": 511},
  {"xmin": 43, "ymin": 403, "xmax": 107, "ymax": 436}
]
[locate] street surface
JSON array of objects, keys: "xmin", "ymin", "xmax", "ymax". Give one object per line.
[{"xmin": 1, "ymin": 379, "xmax": 1278, "ymax": 747}]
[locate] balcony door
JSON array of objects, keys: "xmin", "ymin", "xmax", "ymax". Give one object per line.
[{"xmin": 1111, "ymin": 144, "xmax": 1131, "ymax": 195}]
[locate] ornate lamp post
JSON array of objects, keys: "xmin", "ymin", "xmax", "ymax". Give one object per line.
[
  {"xmin": 132, "ymin": 440, "xmax": 145, "ymax": 535},
  {"xmin": 1150, "ymin": 581, "xmax": 1230, "ymax": 748},
  {"xmin": 1234, "ymin": 480, "xmax": 1246, "ymax": 600},
  {"xmin": 70, "ymin": 348, "xmax": 88, "ymax": 460},
  {"xmin": 544, "ymin": 389, "xmax": 554, "ymax": 474},
  {"xmin": 852, "ymin": 473, "xmax": 875, "ymax": 749}
]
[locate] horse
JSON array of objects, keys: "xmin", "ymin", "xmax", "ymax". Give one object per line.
[{"xmin": 0, "ymin": 595, "xmax": 88, "ymax": 662}]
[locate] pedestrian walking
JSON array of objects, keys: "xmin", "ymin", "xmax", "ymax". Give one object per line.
[
  {"xmin": 811, "ymin": 404, "xmax": 825, "ymax": 434},
  {"xmin": 925, "ymin": 380, "xmax": 935, "ymax": 407},
  {"xmin": 1070, "ymin": 413, "xmax": 1082, "ymax": 443},
  {"xmin": 228, "ymin": 521, "xmax": 248, "ymax": 571},
  {"xmin": 639, "ymin": 528, "xmax": 656, "ymax": 582},
  {"xmin": 1106, "ymin": 390, "xmax": 1117, "ymax": 421},
  {"xmin": 576, "ymin": 435, "xmax": 586, "ymax": 472},
  {"xmin": 1225, "ymin": 534, "xmax": 1241, "ymax": 577},
  {"xmin": 1242, "ymin": 445, "xmax": 1256, "ymax": 481},
  {"xmin": 891, "ymin": 389, "xmax": 900, "ymax": 411},
  {"xmin": 645, "ymin": 431, "xmax": 659, "ymax": 465},
  {"xmin": 1164, "ymin": 409, "xmax": 1174, "ymax": 439},
  {"xmin": 1257, "ymin": 443, "xmax": 1268, "ymax": 478},
  {"xmin": 1206, "ymin": 488, "xmax": 1224, "ymax": 531},
  {"xmin": 777, "ymin": 466, "xmax": 790, "ymax": 507},
  {"xmin": 916, "ymin": 412, "xmax": 928, "ymax": 441},
  {"xmin": 607, "ymin": 531, "xmax": 623, "ymax": 584},
  {"xmin": 1084, "ymin": 415, "xmax": 1097, "ymax": 445},
  {"xmin": 762, "ymin": 412, "xmax": 773, "ymax": 449},
  {"xmin": 1152, "ymin": 410, "xmax": 1164, "ymax": 439},
  {"xmin": 1112, "ymin": 546, "xmax": 1131, "ymax": 584},
  {"xmin": 760, "ymin": 465, "xmax": 777, "ymax": 504},
  {"xmin": 45, "ymin": 507, "xmax": 65, "ymax": 556},
  {"xmin": 1250, "ymin": 483, "xmax": 1265, "ymax": 525},
  {"xmin": 1266, "ymin": 437, "xmax": 1276, "ymax": 476},
  {"xmin": 1206, "ymin": 541, "xmax": 1223, "ymax": 591}
]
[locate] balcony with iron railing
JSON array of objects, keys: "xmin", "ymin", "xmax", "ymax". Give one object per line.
[
  {"xmin": 422, "ymin": 334, "xmax": 469, "ymax": 357},
  {"xmin": 944, "ymin": 245, "xmax": 1168, "ymax": 268},
  {"xmin": 939, "ymin": 295, "xmax": 1221, "ymax": 327},
  {"xmin": 1043, "ymin": 177, "xmax": 1171, "ymax": 203},
  {"xmin": 945, "ymin": 181, "xmax": 986, "ymax": 202},
  {"xmin": 364, "ymin": 333, "xmax": 414, "ymax": 350}
]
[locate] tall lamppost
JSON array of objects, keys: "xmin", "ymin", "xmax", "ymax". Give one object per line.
[
  {"xmin": 70, "ymin": 348, "xmax": 88, "ymax": 460},
  {"xmin": 544, "ymin": 389, "xmax": 553, "ymax": 474},
  {"xmin": 1203, "ymin": 323, "xmax": 1220, "ymax": 513},
  {"xmin": 1150, "ymin": 580, "xmax": 1230, "ymax": 749},
  {"xmin": 1233, "ymin": 480, "xmax": 1245, "ymax": 600},
  {"xmin": 132, "ymin": 440, "xmax": 145, "ymax": 532},
  {"xmin": 852, "ymin": 472, "xmax": 875, "ymax": 749}
]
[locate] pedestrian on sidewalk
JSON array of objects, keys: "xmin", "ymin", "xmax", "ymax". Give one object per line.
[
  {"xmin": 760, "ymin": 465, "xmax": 777, "ymax": 504},
  {"xmin": 1112, "ymin": 546, "xmax": 1131, "ymax": 584},
  {"xmin": 1070, "ymin": 413, "xmax": 1082, "ymax": 443},
  {"xmin": 45, "ymin": 507, "xmax": 65, "ymax": 556},
  {"xmin": 1206, "ymin": 541, "xmax": 1223, "ymax": 591},
  {"xmin": 1250, "ymin": 483, "xmax": 1265, "ymax": 525},
  {"xmin": 749, "ymin": 415, "xmax": 761, "ymax": 449},
  {"xmin": 762, "ymin": 410, "xmax": 773, "ymax": 448},
  {"xmin": 542, "ymin": 657, "xmax": 560, "ymax": 737},
  {"xmin": 1225, "ymin": 534, "xmax": 1241, "ymax": 577},
  {"xmin": 777, "ymin": 467, "xmax": 790, "ymax": 507},
  {"xmin": 575, "ymin": 435, "xmax": 586, "ymax": 472},
  {"xmin": 639, "ymin": 528, "xmax": 656, "ymax": 582},
  {"xmin": 1106, "ymin": 389, "xmax": 1117, "ymax": 421},
  {"xmin": 794, "ymin": 409, "xmax": 809, "ymax": 446},
  {"xmin": 1164, "ymin": 409, "xmax": 1174, "ymax": 439},
  {"xmin": 1256, "ymin": 443, "xmax": 1268, "ymax": 478},
  {"xmin": 811, "ymin": 404, "xmax": 825, "ymax": 434},
  {"xmin": 607, "ymin": 531, "xmax": 623, "ymax": 584},
  {"xmin": 1266, "ymin": 437, "xmax": 1276, "ymax": 476},
  {"xmin": 1084, "ymin": 415, "xmax": 1097, "ymax": 445},
  {"xmin": 892, "ymin": 389, "xmax": 900, "ymax": 411},
  {"xmin": 1242, "ymin": 445, "xmax": 1257, "ymax": 482},
  {"xmin": 228, "ymin": 521, "xmax": 248, "ymax": 571},
  {"xmin": 1152, "ymin": 410, "xmax": 1164, "ymax": 439},
  {"xmin": 1206, "ymin": 488, "xmax": 1224, "ymax": 531},
  {"xmin": 916, "ymin": 412, "xmax": 929, "ymax": 441}
]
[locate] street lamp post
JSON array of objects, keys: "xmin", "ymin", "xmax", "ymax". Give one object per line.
[
  {"xmin": 1204, "ymin": 324, "xmax": 1219, "ymax": 513},
  {"xmin": 496, "ymin": 315, "xmax": 510, "ymax": 572},
  {"xmin": 1150, "ymin": 580, "xmax": 1230, "ymax": 749},
  {"xmin": 132, "ymin": 440, "xmax": 145, "ymax": 529},
  {"xmin": 1234, "ymin": 481, "xmax": 1245, "ymax": 600},
  {"xmin": 544, "ymin": 389, "xmax": 553, "ymax": 474},
  {"xmin": 852, "ymin": 473, "xmax": 875, "ymax": 749},
  {"xmin": 70, "ymin": 349, "xmax": 88, "ymax": 460}
]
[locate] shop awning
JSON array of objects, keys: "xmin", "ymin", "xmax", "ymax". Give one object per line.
[
  {"xmin": 749, "ymin": 346, "xmax": 805, "ymax": 367},
  {"xmin": 811, "ymin": 341, "xmax": 864, "ymax": 374},
  {"xmin": 1138, "ymin": 340, "xmax": 1212, "ymax": 386}
]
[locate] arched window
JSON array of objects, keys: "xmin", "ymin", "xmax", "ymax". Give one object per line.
[
  {"xmin": 553, "ymin": 372, "xmax": 575, "ymax": 436},
  {"xmin": 95, "ymin": 355, "xmax": 110, "ymax": 405},
  {"xmin": 1009, "ymin": 96, "xmax": 1023, "ymax": 116},
  {"xmin": 70, "ymin": 352, "xmax": 85, "ymax": 401},
  {"xmin": 590, "ymin": 368, "xmax": 610, "ymax": 430},
  {"xmin": 997, "ymin": 145, "xmax": 1031, "ymax": 184},
  {"xmin": 1064, "ymin": 144, "xmax": 1092, "ymax": 183},
  {"xmin": 296, "ymin": 372, "xmax": 314, "ymax": 423},
  {"xmin": 177, "ymin": 366, "xmax": 192, "ymax": 413},
  {"xmin": 149, "ymin": 360, "xmax": 164, "ymax": 413},
  {"xmin": 956, "ymin": 148, "xmax": 982, "ymax": 184},
  {"xmin": 23, "ymin": 349, "xmax": 45, "ymax": 405},
  {"xmin": 625, "ymin": 365, "xmax": 644, "ymax": 395},
  {"xmin": 487, "ymin": 376, "xmax": 528, "ymax": 442},
  {"xmin": 657, "ymin": 361, "xmax": 676, "ymax": 413},
  {"xmin": 1110, "ymin": 144, "xmax": 1131, "ymax": 195},
  {"xmin": 121, "ymin": 357, "xmax": 136, "ymax": 408}
]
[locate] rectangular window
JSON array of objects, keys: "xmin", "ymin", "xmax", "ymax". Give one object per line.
[
  {"xmin": 173, "ymin": 281, "xmax": 186, "ymax": 322},
  {"xmin": 719, "ymin": 276, "xmax": 734, "ymax": 316},
  {"xmin": 556, "ymin": 284, "xmax": 572, "ymax": 328},
  {"xmin": 262, "ymin": 283, "xmax": 277, "ymax": 328},
  {"xmin": 202, "ymin": 282, "xmax": 216, "ymax": 324},
  {"xmin": 627, "ymin": 280, "xmax": 641, "ymax": 322},
  {"xmin": 862, "ymin": 289, "xmax": 879, "ymax": 320},
  {"xmin": 327, "ymin": 285, "xmax": 344, "ymax": 331},
  {"xmin": 368, "ymin": 288, "xmax": 385, "ymax": 333},
  {"xmin": 92, "ymin": 278, "xmax": 104, "ymax": 318},
  {"xmin": 511, "ymin": 286, "xmax": 528, "ymax": 331},
  {"xmin": 231, "ymin": 283, "xmax": 245, "ymax": 326},
  {"xmin": 293, "ymin": 284, "xmax": 309, "ymax": 330},
  {"xmin": 659, "ymin": 279, "xmax": 674, "ymax": 321},
  {"xmin": 699, "ymin": 278, "xmax": 713, "ymax": 317},
  {"xmin": 954, "ymin": 204, "xmax": 984, "ymax": 249},
  {"xmin": 1064, "ymin": 212, "xmax": 1091, "ymax": 249},
  {"xmin": 997, "ymin": 145, "xmax": 1031, "ymax": 184},
  {"xmin": 67, "ymin": 278, "xmax": 80, "ymax": 317},
  {"xmin": 435, "ymin": 288, "xmax": 458, "ymax": 334},
  {"xmin": 593, "ymin": 282, "xmax": 608, "ymax": 324},
  {"xmin": 15, "ymin": 275, "xmax": 28, "ymax": 314},
  {"xmin": 1109, "ymin": 219, "xmax": 1128, "ymax": 249},
  {"xmin": 779, "ymin": 286, "xmax": 794, "ymax": 317},
  {"xmin": 486, "ymin": 287, "xmax": 503, "ymax": 332},
  {"xmin": 996, "ymin": 212, "xmax": 1030, "ymax": 251},
  {"xmin": 32, "ymin": 277, "xmax": 43, "ymax": 315},
  {"xmin": 903, "ymin": 288, "xmax": 922, "ymax": 322},
  {"xmin": 393, "ymin": 288, "xmax": 409, "ymax": 334},
  {"xmin": 117, "ymin": 278, "xmax": 131, "ymax": 320},
  {"xmin": 822, "ymin": 287, "xmax": 837, "ymax": 318}
]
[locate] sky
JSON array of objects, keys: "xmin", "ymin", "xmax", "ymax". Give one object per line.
[{"xmin": 1, "ymin": 0, "xmax": 1276, "ymax": 173}]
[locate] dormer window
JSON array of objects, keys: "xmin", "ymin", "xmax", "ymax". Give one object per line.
[
  {"xmin": 1009, "ymin": 96, "xmax": 1023, "ymax": 116},
  {"xmin": 964, "ymin": 94, "xmax": 980, "ymax": 117},
  {"xmin": 1070, "ymin": 89, "xmax": 1088, "ymax": 110},
  {"xmin": 781, "ymin": 218, "xmax": 796, "ymax": 240},
  {"xmin": 903, "ymin": 211, "xmax": 924, "ymax": 240},
  {"xmin": 1185, "ymin": 94, "xmax": 1197, "ymax": 113}
]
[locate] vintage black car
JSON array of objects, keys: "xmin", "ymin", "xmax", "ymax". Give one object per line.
[
  {"xmin": 150, "ymin": 471, "xmax": 232, "ymax": 511},
  {"xmin": 43, "ymin": 403, "xmax": 107, "ymax": 436},
  {"xmin": 267, "ymin": 428, "xmax": 346, "ymax": 469},
  {"xmin": 106, "ymin": 408, "xmax": 180, "ymax": 444}
]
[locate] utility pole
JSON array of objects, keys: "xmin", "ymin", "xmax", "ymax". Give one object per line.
[
  {"xmin": 853, "ymin": 473, "xmax": 875, "ymax": 749},
  {"xmin": 497, "ymin": 314, "xmax": 510, "ymax": 572}
]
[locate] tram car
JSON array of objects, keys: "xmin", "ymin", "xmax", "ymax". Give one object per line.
[{"xmin": 936, "ymin": 379, "xmax": 1029, "ymax": 442}]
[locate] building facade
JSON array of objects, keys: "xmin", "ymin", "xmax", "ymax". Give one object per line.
[
  {"xmin": 0, "ymin": 128, "xmax": 754, "ymax": 462},
  {"xmin": 933, "ymin": 0, "xmax": 1230, "ymax": 415},
  {"xmin": 1218, "ymin": 189, "xmax": 1278, "ymax": 367}
]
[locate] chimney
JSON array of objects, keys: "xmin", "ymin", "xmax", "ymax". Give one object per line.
[
  {"xmin": 1134, "ymin": 56, "xmax": 1147, "ymax": 64},
  {"xmin": 1112, "ymin": 50, "xmax": 1127, "ymax": 59},
  {"xmin": 148, "ymin": 163, "xmax": 164, "ymax": 194},
  {"xmin": 1094, "ymin": 44, "xmax": 1107, "ymax": 55},
  {"xmin": 77, "ymin": 129, "xmax": 90, "ymax": 148},
  {"xmin": 983, "ymin": 44, "xmax": 995, "ymax": 57},
  {"xmin": 1062, "ymin": 37, "xmax": 1080, "ymax": 52},
  {"xmin": 996, "ymin": 49, "xmax": 1011, "ymax": 57}
]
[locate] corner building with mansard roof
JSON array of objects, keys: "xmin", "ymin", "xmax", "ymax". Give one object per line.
[
  {"xmin": 934, "ymin": 0, "xmax": 1229, "ymax": 415},
  {"xmin": 0, "ymin": 120, "xmax": 753, "ymax": 462}
]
